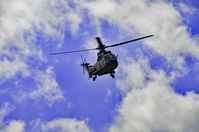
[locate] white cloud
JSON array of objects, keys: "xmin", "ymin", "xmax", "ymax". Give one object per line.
[
  {"xmin": 0, "ymin": 103, "xmax": 90, "ymax": 132},
  {"xmin": 76, "ymin": 0, "xmax": 199, "ymax": 61},
  {"xmin": 0, "ymin": 103, "xmax": 15, "ymax": 124},
  {"xmin": 0, "ymin": 0, "xmax": 77, "ymax": 80},
  {"xmin": 111, "ymin": 52, "xmax": 199, "ymax": 131},
  {"xmin": 116, "ymin": 57, "xmax": 149, "ymax": 93},
  {"xmin": 0, "ymin": 0, "xmax": 50, "ymax": 80},
  {"xmin": 42, "ymin": 118, "xmax": 91, "ymax": 132},
  {"xmin": 30, "ymin": 118, "xmax": 91, "ymax": 132},
  {"xmin": 0, "ymin": 0, "xmax": 82, "ymax": 103},
  {"xmin": 109, "ymin": 71, "xmax": 199, "ymax": 132},
  {"xmin": 0, "ymin": 0, "xmax": 78, "ymax": 75},
  {"xmin": 179, "ymin": 2, "xmax": 197, "ymax": 15},
  {"xmin": 10, "ymin": 67, "xmax": 64, "ymax": 105},
  {"xmin": 0, "ymin": 103, "xmax": 25, "ymax": 132},
  {"xmin": 0, "ymin": 121, "xmax": 25, "ymax": 132},
  {"xmin": 29, "ymin": 67, "xmax": 63, "ymax": 105},
  {"xmin": 0, "ymin": 57, "xmax": 30, "ymax": 83}
]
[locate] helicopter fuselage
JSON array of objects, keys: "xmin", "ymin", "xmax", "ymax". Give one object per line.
[{"xmin": 82, "ymin": 51, "xmax": 118, "ymax": 80}]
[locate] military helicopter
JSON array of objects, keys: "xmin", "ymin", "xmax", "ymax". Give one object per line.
[{"xmin": 50, "ymin": 35, "xmax": 153, "ymax": 81}]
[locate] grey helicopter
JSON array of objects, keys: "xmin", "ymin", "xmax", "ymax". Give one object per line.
[{"xmin": 50, "ymin": 35, "xmax": 153, "ymax": 81}]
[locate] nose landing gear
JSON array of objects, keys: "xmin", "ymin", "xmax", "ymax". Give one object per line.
[
  {"xmin": 110, "ymin": 71, "xmax": 115, "ymax": 79},
  {"xmin": 92, "ymin": 75, "xmax": 97, "ymax": 81}
]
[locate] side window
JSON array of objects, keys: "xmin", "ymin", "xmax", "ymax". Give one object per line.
[{"xmin": 104, "ymin": 55, "xmax": 108, "ymax": 60}]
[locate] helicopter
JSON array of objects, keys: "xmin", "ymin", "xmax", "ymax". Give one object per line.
[{"xmin": 50, "ymin": 35, "xmax": 153, "ymax": 81}]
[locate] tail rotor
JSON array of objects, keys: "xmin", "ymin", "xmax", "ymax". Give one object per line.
[{"xmin": 81, "ymin": 56, "xmax": 85, "ymax": 74}]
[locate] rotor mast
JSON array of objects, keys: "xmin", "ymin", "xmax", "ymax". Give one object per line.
[{"xmin": 95, "ymin": 37, "xmax": 106, "ymax": 51}]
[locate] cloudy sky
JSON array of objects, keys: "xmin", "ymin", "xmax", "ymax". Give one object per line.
[{"xmin": 0, "ymin": 0, "xmax": 199, "ymax": 132}]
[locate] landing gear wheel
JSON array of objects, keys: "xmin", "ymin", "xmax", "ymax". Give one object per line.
[
  {"xmin": 93, "ymin": 76, "xmax": 97, "ymax": 81},
  {"xmin": 111, "ymin": 75, "xmax": 115, "ymax": 79},
  {"xmin": 110, "ymin": 73, "xmax": 115, "ymax": 79}
]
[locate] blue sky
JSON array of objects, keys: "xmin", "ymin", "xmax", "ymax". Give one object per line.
[{"xmin": 0, "ymin": 0, "xmax": 199, "ymax": 132}]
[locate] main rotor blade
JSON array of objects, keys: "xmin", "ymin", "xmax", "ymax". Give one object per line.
[
  {"xmin": 49, "ymin": 48, "xmax": 97, "ymax": 55},
  {"xmin": 105, "ymin": 35, "xmax": 153, "ymax": 48}
]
